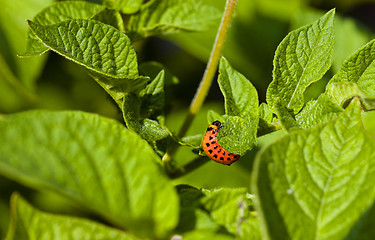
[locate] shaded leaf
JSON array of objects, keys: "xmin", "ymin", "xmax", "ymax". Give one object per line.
[
  {"xmin": 6, "ymin": 193, "xmax": 139, "ymax": 240},
  {"xmin": 139, "ymin": 61, "xmax": 179, "ymax": 86},
  {"xmin": 175, "ymin": 185, "xmax": 219, "ymax": 233},
  {"xmin": 103, "ymin": 0, "xmax": 143, "ymax": 14},
  {"xmin": 182, "ymin": 230, "xmax": 235, "ymax": 240},
  {"xmin": 140, "ymin": 70, "xmax": 165, "ymax": 118},
  {"xmin": 258, "ymin": 103, "xmax": 276, "ymax": 136},
  {"xmin": 274, "ymin": 100, "xmax": 301, "ymax": 132},
  {"xmin": 201, "ymin": 188, "xmax": 261, "ymax": 240},
  {"xmin": 0, "ymin": 0, "xmax": 52, "ymax": 110},
  {"xmin": 127, "ymin": 0, "xmax": 221, "ymax": 40},
  {"xmin": 123, "ymin": 93, "xmax": 169, "ymax": 141},
  {"xmin": 0, "ymin": 111, "xmax": 178, "ymax": 238},
  {"xmin": 91, "ymin": 8, "xmax": 125, "ymax": 32}
]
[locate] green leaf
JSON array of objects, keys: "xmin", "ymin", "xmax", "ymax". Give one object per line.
[
  {"xmin": 6, "ymin": 193, "xmax": 139, "ymax": 240},
  {"xmin": 175, "ymin": 185, "xmax": 220, "ymax": 233},
  {"xmin": 217, "ymin": 115, "xmax": 258, "ymax": 155},
  {"xmin": 296, "ymin": 94, "xmax": 343, "ymax": 128},
  {"xmin": 140, "ymin": 70, "xmax": 165, "ymax": 118},
  {"xmin": 351, "ymin": 202, "xmax": 375, "ymax": 240},
  {"xmin": 27, "ymin": 19, "xmax": 148, "ymax": 98},
  {"xmin": 274, "ymin": 101, "xmax": 301, "ymax": 132},
  {"xmin": 91, "ymin": 8, "xmax": 125, "ymax": 32},
  {"xmin": 327, "ymin": 39, "xmax": 375, "ymax": 99},
  {"xmin": 182, "ymin": 230, "xmax": 235, "ymax": 240},
  {"xmin": 252, "ymin": 98, "xmax": 375, "ymax": 240},
  {"xmin": 266, "ymin": 9, "xmax": 335, "ymax": 113},
  {"xmin": 139, "ymin": 61, "xmax": 179, "ymax": 86},
  {"xmin": 201, "ymin": 188, "xmax": 261, "ymax": 240},
  {"xmin": 207, "ymin": 110, "xmax": 224, "ymax": 124},
  {"xmin": 103, "ymin": 0, "xmax": 143, "ymax": 14},
  {"xmin": 326, "ymin": 82, "xmax": 375, "ymax": 111},
  {"xmin": 0, "ymin": 0, "xmax": 52, "ymax": 110},
  {"xmin": 258, "ymin": 103, "xmax": 276, "ymax": 136},
  {"xmin": 291, "ymin": 8, "xmax": 372, "ymax": 73},
  {"xmin": 127, "ymin": 0, "xmax": 222, "ymax": 40},
  {"xmin": 0, "ymin": 111, "xmax": 178, "ymax": 238},
  {"xmin": 22, "ymin": 1, "xmax": 106, "ymax": 56},
  {"xmin": 89, "ymin": 71, "xmax": 149, "ymax": 107},
  {"xmin": 180, "ymin": 134, "xmax": 203, "ymax": 148},
  {"xmin": 218, "ymin": 57, "xmax": 259, "ymax": 117},
  {"xmin": 123, "ymin": 93, "xmax": 170, "ymax": 141}
]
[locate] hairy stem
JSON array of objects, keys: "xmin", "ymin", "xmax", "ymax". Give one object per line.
[
  {"xmin": 178, "ymin": 0, "xmax": 238, "ymax": 138},
  {"xmin": 162, "ymin": 0, "xmax": 238, "ymax": 167}
]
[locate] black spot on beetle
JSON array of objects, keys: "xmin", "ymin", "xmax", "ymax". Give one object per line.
[
  {"xmin": 213, "ymin": 154, "xmax": 218, "ymax": 158},
  {"xmin": 208, "ymin": 150, "xmax": 213, "ymax": 154},
  {"xmin": 211, "ymin": 141, "xmax": 216, "ymax": 144},
  {"xmin": 207, "ymin": 127, "xmax": 213, "ymax": 131},
  {"xmin": 214, "ymin": 145, "xmax": 218, "ymax": 149},
  {"xmin": 209, "ymin": 136, "xmax": 213, "ymax": 140},
  {"xmin": 222, "ymin": 151, "xmax": 226, "ymax": 155},
  {"xmin": 227, "ymin": 157, "xmax": 231, "ymax": 161},
  {"xmin": 220, "ymin": 157, "xmax": 224, "ymax": 160},
  {"xmin": 206, "ymin": 143, "xmax": 210, "ymax": 147},
  {"xmin": 218, "ymin": 149, "xmax": 221, "ymax": 153}
]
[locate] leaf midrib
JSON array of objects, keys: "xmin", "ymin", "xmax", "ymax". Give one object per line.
[{"xmin": 287, "ymin": 24, "xmax": 329, "ymax": 110}]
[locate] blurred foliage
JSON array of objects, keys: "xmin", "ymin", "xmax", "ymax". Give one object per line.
[{"xmin": 1, "ymin": 0, "xmax": 375, "ymax": 235}]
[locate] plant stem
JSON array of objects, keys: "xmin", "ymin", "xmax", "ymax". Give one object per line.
[
  {"xmin": 162, "ymin": 0, "xmax": 238, "ymax": 166},
  {"xmin": 177, "ymin": 0, "xmax": 238, "ymax": 138},
  {"xmin": 167, "ymin": 157, "xmax": 210, "ymax": 179}
]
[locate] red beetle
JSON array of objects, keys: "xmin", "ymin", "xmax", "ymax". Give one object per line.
[{"xmin": 202, "ymin": 121, "xmax": 240, "ymax": 165}]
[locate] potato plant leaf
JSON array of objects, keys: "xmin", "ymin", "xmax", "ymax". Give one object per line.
[
  {"xmin": 139, "ymin": 61, "xmax": 179, "ymax": 86},
  {"xmin": 140, "ymin": 70, "xmax": 165, "ymax": 118},
  {"xmin": 0, "ymin": 111, "xmax": 178, "ymax": 239},
  {"xmin": 103, "ymin": 0, "xmax": 143, "ymax": 14},
  {"xmin": 216, "ymin": 58, "xmax": 259, "ymax": 155},
  {"xmin": 207, "ymin": 110, "xmax": 224, "ymax": 124},
  {"xmin": 217, "ymin": 115, "xmax": 258, "ymax": 155},
  {"xmin": 266, "ymin": 9, "xmax": 335, "ymax": 113},
  {"xmin": 127, "ymin": 0, "xmax": 222, "ymax": 40},
  {"xmin": 258, "ymin": 103, "xmax": 275, "ymax": 136},
  {"xmin": 326, "ymin": 39, "xmax": 375, "ymax": 110},
  {"xmin": 296, "ymin": 94, "xmax": 343, "ymax": 128},
  {"xmin": 27, "ymin": 19, "xmax": 148, "ymax": 98},
  {"xmin": 6, "ymin": 193, "xmax": 139, "ymax": 240},
  {"xmin": 252, "ymin": 99, "xmax": 375, "ymax": 240},
  {"xmin": 218, "ymin": 57, "xmax": 259, "ymax": 117},
  {"xmin": 175, "ymin": 185, "xmax": 219, "ymax": 233},
  {"xmin": 22, "ymin": 1, "xmax": 106, "ymax": 56},
  {"xmin": 201, "ymin": 188, "xmax": 261, "ymax": 240},
  {"xmin": 123, "ymin": 93, "xmax": 170, "ymax": 141},
  {"xmin": 328, "ymin": 39, "xmax": 375, "ymax": 97},
  {"xmin": 326, "ymin": 82, "xmax": 375, "ymax": 111},
  {"xmin": 274, "ymin": 100, "xmax": 301, "ymax": 132},
  {"xmin": 91, "ymin": 8, "xmax": 125, "ymax": 32},
  {"xmin": 182, "ymin": 231, "xmax": 235, "ymax": 240}
]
